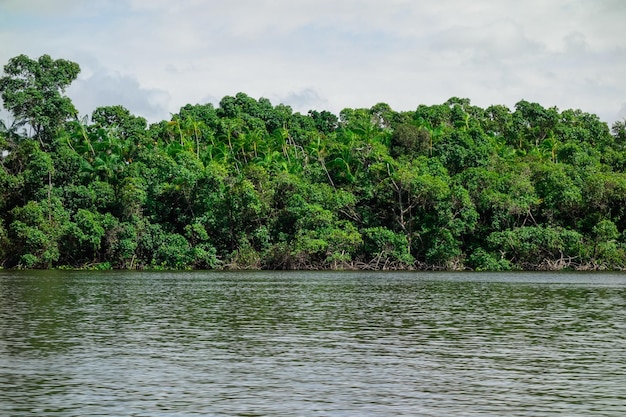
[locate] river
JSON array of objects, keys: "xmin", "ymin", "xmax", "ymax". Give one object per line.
[{"xmin": 1, "ymin": 270, "xmax": 625, "ymax": 416}]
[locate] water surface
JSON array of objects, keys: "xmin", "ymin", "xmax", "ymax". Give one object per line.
[{"xmin": 1, "ymin": 271, "xmax": 625, "ymax": 416}]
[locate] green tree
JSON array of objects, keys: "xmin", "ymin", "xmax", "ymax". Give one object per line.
[
  {"xmin": 377, "ymin": 158, "xmax": 450, "ymax": 258},
  {"xmin": 8, "ymin": 198, "xmax": 71, "ymax": 268},
  {"xmin": 361, "ymin": 226, "xmax": 414, "ymax": 269},
  {"xmin": 3, "ymin": 54, "xmax": 625, "ymax": 271},
  {"xmin": 0, "ymin": 54, "xmax": 80, "ymax": 148},
  {"xmin": 390, "ymin": 123, "xmax": 429, "ymax": 157},
  {"xmin": 487, "ymin": 226, "xmax": 584, "ymax": 269},
  {"xmin": 308, "ymin": 109, "xmax": 338, "ymax": 134}
]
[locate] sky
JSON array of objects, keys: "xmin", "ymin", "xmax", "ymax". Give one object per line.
[{"xmin": 1, "ymin": 0, "xmax": 625, "ymax": 125}]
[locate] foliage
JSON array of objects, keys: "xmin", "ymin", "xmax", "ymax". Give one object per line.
[
  {"xmin": 0, "ymin": 54, "xmax": 80, "ymax": 148},
  {"xmin": 1, "ymin": 54, "xmax": 626, "ymax": 271}
]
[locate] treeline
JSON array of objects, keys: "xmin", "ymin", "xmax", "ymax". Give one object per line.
[{"xmin": 1, "ymin": 54, "xmax": 626, "ymax": 270}]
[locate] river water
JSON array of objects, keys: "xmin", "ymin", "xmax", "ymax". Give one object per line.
[{"xmin": 0, "ymin": 271, "xmax": 625, "ymax": 416}]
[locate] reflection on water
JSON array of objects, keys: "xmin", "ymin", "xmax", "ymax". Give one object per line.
[{"xmin": 1, "ymin": 271, "xmax": 625, "ymax": 416}]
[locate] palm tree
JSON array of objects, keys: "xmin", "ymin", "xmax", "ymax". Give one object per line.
[
  {"xmin": 417, "ymin": 118, "xmax": 445, "ymax": 157},
  {"xmin": 539, "ymin": 136, "xmax": 559, "ymax": 163}
]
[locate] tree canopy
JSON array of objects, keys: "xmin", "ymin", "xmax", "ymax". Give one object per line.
[
  {"xmin": 1, "ymin": 54, "xmax": 626, "ymax": 271},
  {"xmin": 0, "ymin": 54, "xmax": 80, "ymax": 148}
]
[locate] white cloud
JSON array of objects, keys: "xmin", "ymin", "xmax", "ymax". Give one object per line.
[
  {"xmin": 0, "ymin": 0, "xmax": 85, "ymax": 13},
  {"xmin": 1, "ymin": 0, "xmax": 625, "ymax": 124},
  {"xmin": 616, "ymin": 103, "xmax": 626, "ymax": 123},
  {"xmin": 274, "ymin": 88, "xmax": 329, "ymax": 114},
  {"xmin": 68, "ymin": 71, "xmax": 170, "ymax": 122}
]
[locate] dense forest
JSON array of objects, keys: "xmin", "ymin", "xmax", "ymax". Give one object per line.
[{"xmin": 1, "ymin": 54, "xmax": 626, "ymax": 271}]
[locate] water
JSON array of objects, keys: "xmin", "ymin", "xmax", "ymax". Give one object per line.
[{"xmin": 1, "ymin": 271, "xmax": 625, "ymax": 416}]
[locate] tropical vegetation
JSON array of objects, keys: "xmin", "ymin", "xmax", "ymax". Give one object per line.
[{"xmin": 2, "ymin": 54, "xmax": 626, "ymax": 270}]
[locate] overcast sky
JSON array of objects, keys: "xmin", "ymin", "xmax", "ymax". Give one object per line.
[{"xmin": 1, "ymin": 0, "xmax": 625, "ymax": 125}]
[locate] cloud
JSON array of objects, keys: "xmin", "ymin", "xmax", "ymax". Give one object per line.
[
  {"xmin": 68, "ymin": 71, "xmax": 171, "ymax": 122},
  {"xmin": 616, "ymin": 103, "xmax": 626, "ymax": 122},
  {"xmin": 274, "ymin": 88, "xmax": 329, "ymax": 114},
  {"xmin": 0, "ymin": 0, "xmax": 86, "ymax": 14},
  {"xmin": 1, "ymin": 0, "xmax": 625, "ymax": 124}
]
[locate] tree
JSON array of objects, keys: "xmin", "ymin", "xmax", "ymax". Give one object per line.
[
  {"xmin": 0, "ymin": 54, "xmax": 80, "ymax": 148},
  {"xmin": 512, "ymin": 100, "xmax": 559, "ymax": 149},
  {"xmin": 308, "ymin": 109, "xmax": 338, "ymax": 135},
  {"xmin": 377, "ymin": 158, "xmax": 450, "ymax": 258},
  {"xmin": 3, "ymin": 52, "xmax": 626, "ymax": 271},
  {"xmin": 92, "ymin": 105, "xmax": 147, "ymax": 143},
  {"xmin": 612, "ymin": 119, "xmax": 626, "ymax": 147},
  {"xmin": 390, "ymin": 123, "xmax": 429, "ymax": 157}
]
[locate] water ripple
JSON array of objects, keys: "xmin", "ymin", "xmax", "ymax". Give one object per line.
[{"xmin": 1, "ymin": 271, "xmax": 625, "ymax": 416}]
